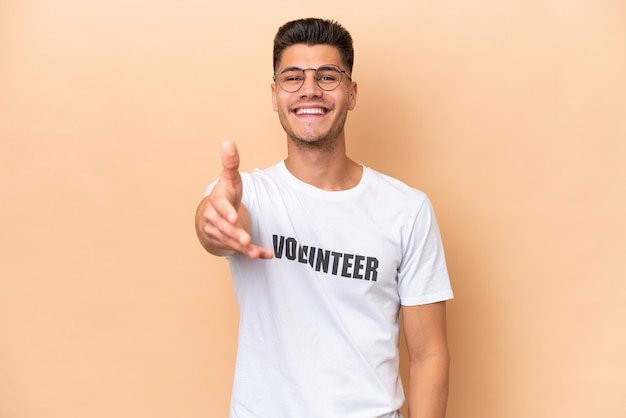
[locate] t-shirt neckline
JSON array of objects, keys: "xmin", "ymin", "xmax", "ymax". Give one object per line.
[{"xmin": 277, "ymin": 160, "xmax": 369, "ymax": 200}]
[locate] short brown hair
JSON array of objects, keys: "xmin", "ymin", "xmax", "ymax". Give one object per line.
[{"xmin": 273, "ymin": 18, "xmax": 354, "ymax": 73}]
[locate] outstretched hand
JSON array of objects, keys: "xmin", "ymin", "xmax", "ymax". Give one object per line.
[{"xmin": 195, "ymin": 141, "xmax": 273, "ymax": 259}]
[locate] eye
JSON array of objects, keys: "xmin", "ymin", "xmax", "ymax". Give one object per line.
[
  {"xmin": 279, "ymin": 70, "xmax": 304, "ymax": 83},
  {"xmin": 319, "ymin": 74, "xmax": 338, "ymax": 81},
  {"xmin": 316, "ymin": 68, "xmax": 341, "ymax": 83}
]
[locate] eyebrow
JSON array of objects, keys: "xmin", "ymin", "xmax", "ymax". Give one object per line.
[
  {"xmin": 279, "ymin": 66, "xmax": 304, "ymax": 72},
  {"xmin": 278, "ymin": 64, "xmax": 341, "ymax": 72}
]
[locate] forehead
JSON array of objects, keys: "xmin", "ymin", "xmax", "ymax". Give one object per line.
[{"xmin": 277, "ymin": 44, "xmax": 343, "ymax": 69}]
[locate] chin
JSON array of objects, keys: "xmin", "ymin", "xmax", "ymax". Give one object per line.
[{"xmin": 290, "ymin": 134, "xmax": 336, "ymax": 150}]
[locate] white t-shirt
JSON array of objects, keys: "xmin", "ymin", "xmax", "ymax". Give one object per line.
[{"xmin": 214, "ymin": 161, "xmax": 453, "ymax": 418}]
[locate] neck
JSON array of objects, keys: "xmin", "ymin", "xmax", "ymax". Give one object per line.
[{"xmin": 284, "ymin": 137, "xmax": 362, "ymax": 191}]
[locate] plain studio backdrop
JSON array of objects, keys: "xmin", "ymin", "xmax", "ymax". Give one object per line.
[{"xmin": 1, "ymin": 1, "xmax": 624, "ymax": 417}]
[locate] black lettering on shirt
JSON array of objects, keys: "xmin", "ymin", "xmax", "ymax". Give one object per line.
[{"xmin": 271, "ymin": 235, "xmax": 379, "ymax": 282}]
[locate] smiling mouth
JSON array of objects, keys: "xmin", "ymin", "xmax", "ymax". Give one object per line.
[{"xmin": 295, "ymin": 107, "xmax": 328, "ymax": 116}]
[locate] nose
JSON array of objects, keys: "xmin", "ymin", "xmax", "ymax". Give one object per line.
[{"xmin": 299, "ymin": 68, "xmax": 323, "ymax": 97}]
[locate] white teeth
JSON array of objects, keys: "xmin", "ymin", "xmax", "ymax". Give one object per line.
[{"xmin": 296, "ymin": 108, "xmax": 326, "ymax": 115}]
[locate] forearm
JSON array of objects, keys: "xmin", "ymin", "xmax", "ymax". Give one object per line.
[{"xmin": 407, "ymin": 353, "xmax": 450, "ymax": 418}]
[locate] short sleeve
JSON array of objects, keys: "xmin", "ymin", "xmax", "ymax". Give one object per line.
[{"xmin": 397, "ymin": 197, "xmax": 453, "ymax": 306}]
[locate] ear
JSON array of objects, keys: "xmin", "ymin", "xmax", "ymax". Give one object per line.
[
  {"xmin": 271, "ymin": 83, "xmax": 278, "ymax": 112},
  {"xmin": 348, "ymin": 81, "xmax": 358, "ymax": 110}
]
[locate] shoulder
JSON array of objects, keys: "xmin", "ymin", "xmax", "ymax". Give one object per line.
[
  {"xmin": 239, "ymin": 162, "xmax": 286, "ymax": 203},
  {"xmin": 240, "ymin": 161, "xmax": 283, "ymax": 183},
  {"xmin": 364, "ymin": 167, "xmax": 428, "ymax": 203}
]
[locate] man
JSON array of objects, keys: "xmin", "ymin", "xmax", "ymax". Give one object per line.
[{"xmin": 195, "ymin": 18, "xmax": 453, "ymax": 418}]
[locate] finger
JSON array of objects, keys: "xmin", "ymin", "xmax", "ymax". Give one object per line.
[
  {"xmin": 250, "ymin": 245, "xmax": 274, "ymax": 259},
  {"xmin": 206, "ymin": 220, "xmax": 273, "ymax": 259},
  {"xmin": 203, "ymin": 200, "xmax": 248, "ymax": 242},
  {"xmin": 234, "ymin": 242, "xmax": 274, "ymax": 259},
  {"xmin": 202, "ymin": 206, "xmax": 274, "ymax": 259},
  {"xmin": 211, "ymin": 194, "xmax": 239, "ymax": 225},
  {"xmin": 219, "ymin": 140, "xmax": 241, "ymax": 186}
]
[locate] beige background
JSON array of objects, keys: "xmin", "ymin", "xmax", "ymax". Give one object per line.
[{"xmin": 1, "ymin": 1, "xmax": 625, "ymax": 417}]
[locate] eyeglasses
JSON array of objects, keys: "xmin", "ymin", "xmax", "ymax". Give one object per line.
[{"xmin": 273, "ymin": 64, "xmax": 352, "ymax": 93}]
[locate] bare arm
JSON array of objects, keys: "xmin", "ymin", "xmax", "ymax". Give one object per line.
[
  {"xmin": 194, "ymin": 141, "xmax": 273, "ymax": 259},
  {"xmin": 402, "ymin": 301, "xmax": 450, "ymax": 418}
]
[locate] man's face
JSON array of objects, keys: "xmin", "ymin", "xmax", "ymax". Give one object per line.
[{"xmin": 272, "ymin": 44, "xmax": 357, "ymax": 149}]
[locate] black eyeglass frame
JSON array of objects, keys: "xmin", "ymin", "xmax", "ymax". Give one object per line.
[{"xmin": 273, "ymin": 64, "xmax": 353, "ymax": 93}]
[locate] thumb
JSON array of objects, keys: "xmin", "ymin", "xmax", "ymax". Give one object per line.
[
  {"xmin": 216, "ymin": 141, "xmax": 243, "ymax": 215},
  {"xmin": 219, "ymin": 140, "xmax": 241, "ymax": 187}
]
